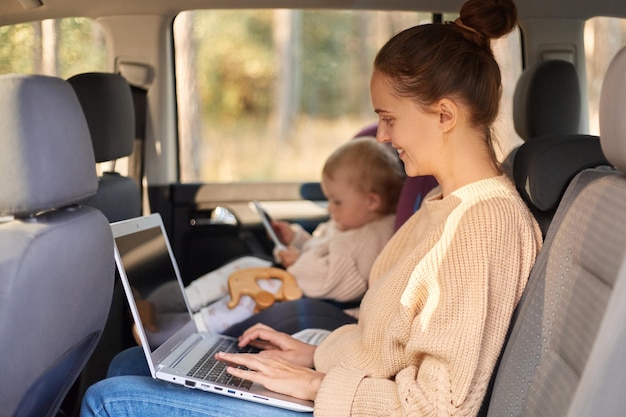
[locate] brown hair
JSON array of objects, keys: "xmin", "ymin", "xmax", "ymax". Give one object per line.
[
  {"xmin": 322, "ymin": 137, "xmax": 405, "ymax": 215},
  {"xmin": 373, "ymin": 0, "xmax": 518, "ymax": 166}
]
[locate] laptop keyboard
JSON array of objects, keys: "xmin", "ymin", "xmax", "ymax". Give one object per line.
[{"xmin": 187, "ymin": 338, "xmax": 258, "ymax": 389}]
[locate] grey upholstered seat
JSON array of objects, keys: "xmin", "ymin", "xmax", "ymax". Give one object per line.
[
  {"xmin": 513, "ymin": 59, "xmax": 581, "ymax": 140},
  {"xmin": 512, "ymin": 134, "xmax": 609, "ymax": 235},
  {"xmin": 506, "ymin": 60, "xmax": 604, "ymax": 236},
  {"xmin": 502, "ymin": 59, "xmax": 582, "ymax": 178},
  {"xmin": 67, "ymin": 72, "xmax": 141, "ymax": 223},
  {"xmin": 485, "ymin": 47, "xmax": 626, "ymax": 417},
  {"xmin": 64, "ymin": 72, "xmax": 142, "ymax": 416},
  {"xmin": 0, "ymin": 74, "xmax": 114, "ymax": 417}
]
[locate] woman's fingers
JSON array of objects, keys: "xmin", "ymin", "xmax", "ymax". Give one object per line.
[
  {"xmin": 236, "ymin": 323, "xmax": 316, "ymax": 368},
  {"xmin": 238, "ymin": 323, "xmax": 289, "ymax": 349},
  {"xmin": 239, "ymin": 323, "xmax": 275, "ymax": 340},
  {"xmin": 216, "ymin": 352, "xmax": 323, "ymax": 401},
  {"xmin": 246, "ymin": 338, "xmax": 278, "ymax": 351}
]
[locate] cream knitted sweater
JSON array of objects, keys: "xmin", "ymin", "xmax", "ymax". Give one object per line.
[
  {"xmin": 313, "ymin": 175, "xmax": 543, "ymax": 416},
  {"xmin": 288, "ymin": 215, "xmax": 395, "ymax": 306}
]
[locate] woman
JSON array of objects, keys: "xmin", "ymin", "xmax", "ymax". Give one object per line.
[{"xmin": 81, "ymin": 0, "xmax": 542, "ymax": 415}]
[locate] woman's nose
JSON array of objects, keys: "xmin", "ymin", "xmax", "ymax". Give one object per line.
[{"xmin": 376, "ymin": 126, "xmax": 390, "ymax": 143}]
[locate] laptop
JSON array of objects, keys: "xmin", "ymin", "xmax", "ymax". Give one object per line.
[{"xmin": 111, "ymin": 213, "xmax": 314, "ymax": 412}]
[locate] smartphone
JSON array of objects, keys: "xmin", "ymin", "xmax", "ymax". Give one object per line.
[{"xmin": 251, "ymin": 200, "xmax": 287, "ymax": 251}]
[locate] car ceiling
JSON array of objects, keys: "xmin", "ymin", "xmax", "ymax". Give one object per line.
[{"xmin": 2, "ymin": 0, "xmax": 626, "ymax": 26}]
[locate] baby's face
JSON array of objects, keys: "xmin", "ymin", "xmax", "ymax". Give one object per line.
[{"xmin": 321, "ymin": 170, "xmax": 378, "ymax": 231}]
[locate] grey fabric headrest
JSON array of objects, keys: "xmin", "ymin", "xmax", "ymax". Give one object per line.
[
  {"xmin": 513, "ymin": 134, "xmax": 609, "ymax": 212},
  {"xmin": 67, "ymin": 72, "xmax": 135, "ymax": 163},
  {"xmin": 0, "ymin": 74, "xmax": 97, "ymax": 217},
  {"xmin": 600, "ymin": 47, "xmax": 626, "ymax": 173},
  {"xmin": 513, "ymin": 60, "xmax": 581, "ymax": 141}
]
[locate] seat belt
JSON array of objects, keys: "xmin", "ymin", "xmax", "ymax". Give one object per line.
[{"xmin": 128, "ymin": 84, "xmax": 148, "ymax": 199}]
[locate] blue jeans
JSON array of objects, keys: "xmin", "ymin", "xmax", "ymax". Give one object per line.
[{"xmin": 80, "ymin": 347, "xmax": 312, "ymax": 417}]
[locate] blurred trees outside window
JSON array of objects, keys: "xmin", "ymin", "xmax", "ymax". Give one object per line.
[
  {"xmin": 174, "ymin": 10, "xmax": 435, "ymax": 183},
  {"xmin": 585, "ymin": 17, "xmax": 626, "ymax": 135},
  {"xmin": 0, "ymin": 17, "xmax": 107, "ymax": 172},
  {"xmin": 174, "ymin": 10, "xmax": 527, "ymax": 183},
  {"xmin": 0, "ymin": 17, "xmax": 106, "ymax": 78}
]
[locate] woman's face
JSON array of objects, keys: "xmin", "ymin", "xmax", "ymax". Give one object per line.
[{"xmin": 370, "ymin": 70, "xmax": 442, "ymax": 177}]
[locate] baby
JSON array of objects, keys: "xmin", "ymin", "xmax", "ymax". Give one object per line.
[{"xmin": 144, "ymin": 137, "xmax": 405, "ymax": 338}]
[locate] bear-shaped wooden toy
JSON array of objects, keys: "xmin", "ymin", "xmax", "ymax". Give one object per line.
[{"xmin": 227, "ymin": 267, "xmax": 303, "ymax": 313}]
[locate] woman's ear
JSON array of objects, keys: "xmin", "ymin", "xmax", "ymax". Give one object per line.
[{"xmin": 437, "ymin": 98, "xmax": 458, "ymax": 133}]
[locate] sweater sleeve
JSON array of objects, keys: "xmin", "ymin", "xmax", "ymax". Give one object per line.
[
  {"xmin": 290, "ymin": 223, "xmax": 313, "ymax": 250},
  {"xmin": 288, "ymin": 217, "xmax": 394, "ymax": 301},
  {"xmin": 273, "ymin": 223, "xmax": 313, "ymax": 262},
  {"xmin": 313, "ymin": 200, "xmax": 540, "ymax": 416}
]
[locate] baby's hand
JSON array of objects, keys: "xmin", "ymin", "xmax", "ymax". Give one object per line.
[
  {"xmin": 272, "ymin": 220, "xmax": 294, "ymax": 245},
  {"xmin": 277, "ymin": 246, "xmax": 301, "ymax": 268}
]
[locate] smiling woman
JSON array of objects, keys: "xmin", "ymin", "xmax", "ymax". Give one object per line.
[{"xmin": 3, "ymin": 0, "xmax": 626, "ymax": 415}]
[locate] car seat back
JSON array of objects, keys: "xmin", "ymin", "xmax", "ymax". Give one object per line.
[
  {"xmin": 0, "ymin": 74, "xmax": 114, "ymax": 417},
  {"xmin": 512, "ymin": 134, "xmax": 609, "ymax": 235},
  {"xmin": 485, "ymin": 46, "xmax": 626, "ymax": 417},
  {"xmin": 507, "ymin": 59, "xmax": 607, "ymax": 236},
  {"xmin": 67, "ymin": 72, "xmax": 141, "ymax": 223},
  {"xmin": 514, "ymin": 59, "xmax": 581, "ymax": 140},
  {"xmin": 502, "ymin": 59, "xmax": 582, "ymax": 178},
  {"xmin": 64, "ymin": 72, "xmax": 142, "ymax": 416}
]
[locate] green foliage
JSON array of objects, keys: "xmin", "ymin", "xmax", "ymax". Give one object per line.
[
  {"xmin": 58, "ymin": 18, "xmax": 106, "ymax": 78},
  {"xmin": 0, "ymin": 18, "xmax": 106, "ymax": 77},
  {"xmin": 300, "ymin": 11, "xmax": 374, "ymax": 118},
  {"xmin": 185, "ymin": 9, "xmax": 425, "ymax": 122},
  {"xmin": 0, "ymin": 24, "xmax": 34, "ymax": 74},
  {"xmin": 193, "ymin": 10, "xmax": 275, "ymax": 123}
]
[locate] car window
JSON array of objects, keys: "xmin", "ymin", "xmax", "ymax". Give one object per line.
[
  {"xmin": 0, "ymin": 18, "xmax": 106, "ymax": 78},
  {"xmin": 585, "ymin": 17, "xmax": 626, "ymax": 135},
  {"xmin": 174, "ymin": 10, "xmax": 523, "ymax": 183},
  {"xmin": 0, "ymin": 18, "xmax": 111, "ymax": 174}
]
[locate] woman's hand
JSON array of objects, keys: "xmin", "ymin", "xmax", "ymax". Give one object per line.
[
  {"xmin": 216, "ymin": 351, "xmax": 324, "ymax": 401},
  {"xmin": 238, "ymin": 323, "xmax": 316, "ymax": 368}
]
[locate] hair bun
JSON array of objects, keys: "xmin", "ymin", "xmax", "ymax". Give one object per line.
[{"xmin": 458, "ymin": 0, "xmax": 517, "ymax": 40}]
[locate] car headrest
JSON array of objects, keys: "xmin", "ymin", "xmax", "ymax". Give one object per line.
[
  {"xmin": 353, "ymin": 122, "xmax": 378, "ymax": 139},
  {"xmin": 599, "ymin": 47, "xmax": 626, "ymax": 174},
  {"xmin": 0, "ymin": 74, "xmax": 97, "ymax": 217},
  {"xmin": 513, "ymin": 134, "xmax": 609, "ymax": 212},
  {"xmin": 67, "ymin": 72, "xmax": 135, "ymax": 163},
  {"xmin": 513, "ymin": 60, "xmax": 581, "ymax": 141}
]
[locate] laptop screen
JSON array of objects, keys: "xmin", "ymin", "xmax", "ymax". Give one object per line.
[
  {"xmin": 113, "ymin": 216, "xmax": 193, "ymax": 353},
  {"xmin": 111, "ymin": 215, "xmax": 315, "ymax": 413}
]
